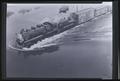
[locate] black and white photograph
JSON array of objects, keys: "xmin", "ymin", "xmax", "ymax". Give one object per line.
[{"xmin": 6, "ymin": 2, "xmax": 112, "ymax": 79}]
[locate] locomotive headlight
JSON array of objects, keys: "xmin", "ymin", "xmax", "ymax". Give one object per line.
[{"xmin": 16, "ymin": 33, "xmax": 24, "ymax": 43}]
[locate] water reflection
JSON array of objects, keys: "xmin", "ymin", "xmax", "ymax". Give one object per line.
[{"xmin": 16, "ymin": 44, "xmax": 60, "ymax": 58}]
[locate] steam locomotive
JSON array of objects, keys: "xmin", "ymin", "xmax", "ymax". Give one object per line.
[{"xmin": 15, "ymin": 6, "xmax": 112, "ymax": 48}]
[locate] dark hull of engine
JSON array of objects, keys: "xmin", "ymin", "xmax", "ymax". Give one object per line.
[{"xmin": 21, "ymin": 22, "xmax": 76, "ymax": 48}]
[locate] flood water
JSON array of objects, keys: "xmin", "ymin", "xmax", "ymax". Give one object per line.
[{"xmin": 6, "ymin": 5, "xmax": 112, "ymax": 79}]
